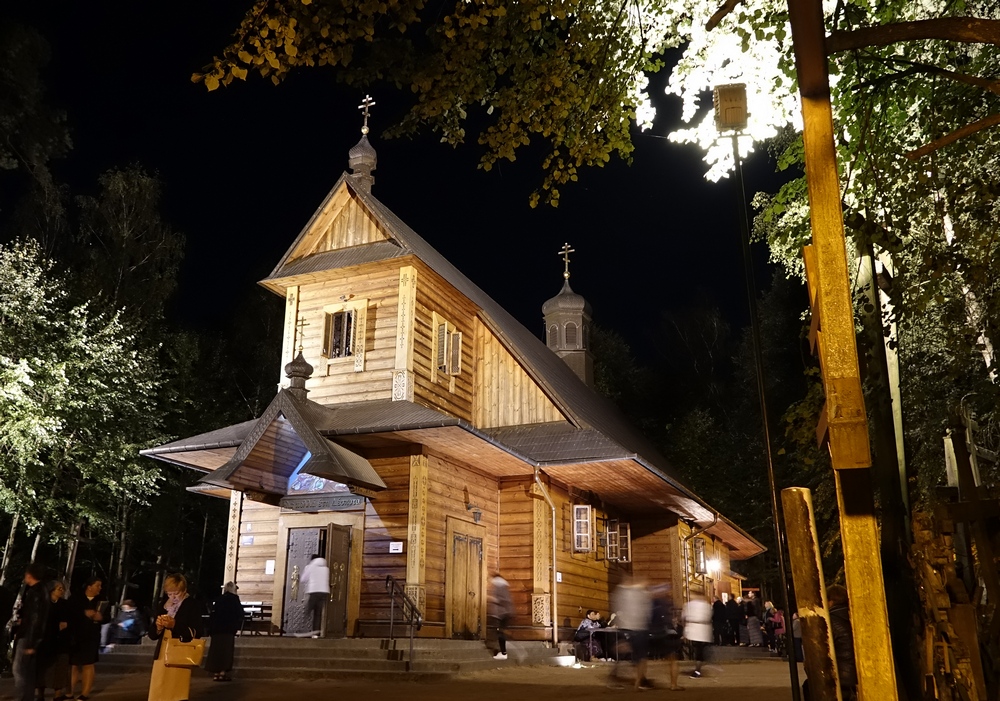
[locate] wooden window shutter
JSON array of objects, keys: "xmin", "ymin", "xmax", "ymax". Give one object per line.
[
  {"xmin": 436, "ymin": 323, "xmax": 448, "ymax": 370},
  {"xmin": 619, "ymin": 523, "xmax": 631, "ymax": 563},
  {"xmin": 322, "ymin": 313, "xmax": 333, "ymax": 357},
  {"xmin": 353, "ymin": 304, "xmax": 367, "ymax": 372},
  {"xmin": 605, "ymin": 519, "xmax": 620, "ymax": 561},
  {"xmin": 448, "ymin": 332, "xmax": 462, "ymax": 375}
]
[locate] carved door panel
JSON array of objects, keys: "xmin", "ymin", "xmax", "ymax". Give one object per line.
[
  {"xmin": 282, "ymin": 527, "xmax": 324, "ymax": 635},
  {"xmin": 325, "ymin": 523, "xmax": 351, "ymax": 638},
  {"xmin": 447, "ymin": 530, "xmax": 484, "ymax": 639}
]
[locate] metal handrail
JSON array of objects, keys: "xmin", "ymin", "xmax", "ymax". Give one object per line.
[{"xmin": 385, "ymin": 575, "xmax": 423, "ymax": 667}]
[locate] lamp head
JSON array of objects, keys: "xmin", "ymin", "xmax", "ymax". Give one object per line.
[{"xmin": 713, "ymin": 83, "xmax": 749, "ymax": 132}]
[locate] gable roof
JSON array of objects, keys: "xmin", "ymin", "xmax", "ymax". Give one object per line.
[{"xmin": 261, "ymin": 175, "xmax": 742, "ymax": 530}]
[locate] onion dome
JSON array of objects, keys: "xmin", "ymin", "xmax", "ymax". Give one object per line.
[
  {"xmin": 543, "ymin": 279, "xmax": 592, "ymax": 316},
  {"xmin": 284, "ymin": 351, "xmax": 314, "ymax": 400}
]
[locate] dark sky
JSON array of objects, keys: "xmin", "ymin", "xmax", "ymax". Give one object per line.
[{"xmin": 13, "ymin": 1, "xmax": 788, "ymax": 360}]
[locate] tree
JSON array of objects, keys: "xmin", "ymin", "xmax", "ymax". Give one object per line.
[{"xmin": 0, "ymin": 239, "xmax": 165, "ymax": 580}]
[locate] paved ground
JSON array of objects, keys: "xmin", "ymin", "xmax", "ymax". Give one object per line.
[{"xmin": 2, "ymin": 659, "xmax": 805, "ymax": 701}]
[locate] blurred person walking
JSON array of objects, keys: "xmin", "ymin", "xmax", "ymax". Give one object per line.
[
  {"xmin": 682, "ymin": 595, "xmax": 713, "ymax": 678},
  {"xmin": 147, "ymin": 573, "xmax": 205, "ymax": 701},
  {"xmin": 205, "ymin": 582, "xmax": 243, "ymax": 681},
  {"xmin": 609, "ymin": 576, "xmax": 655, "ymax": 691},
  {"xmin": 487, "ymin": 573, "xmax": 514, "ymax": 660}
]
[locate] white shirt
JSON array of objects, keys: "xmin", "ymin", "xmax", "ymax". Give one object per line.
[{"xmin": 300, "ymin": 558, "xmax": 331, "ymax": 595}]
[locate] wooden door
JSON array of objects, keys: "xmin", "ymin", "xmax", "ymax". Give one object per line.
[
  {"xmin": 446, "ymin": 519, "xmax": 485, "ymax": 639},
  {"xmin": 325, "ymin": 523, "xmax": 351, "ymax": 638}
]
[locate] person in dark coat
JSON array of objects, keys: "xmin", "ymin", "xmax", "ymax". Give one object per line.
[
  {"xmin": 827, "ymin": 585, "xmax": 857, "ymax": 700},
  {"xmin": 205, "ymin": 582, "xmax": 244, "ymax": 681},
  {"xmin": 69, "ymin": 577, "xmax": 106, "ymax": 701},
  {"xmin": 724, "ymin": 596, "xmax": 740, "ymax": 646},
  {"xmin": 12, "ymin": 563, "xmax": 49, "ymax": 701},
  {"xmin": 37, "ymin": 579, "xmax": 71, "ymax": 701},
  {"xmin": 147, "ymin": 573, "xmax": 205, "ymax": 701},
  {"xmin": 112, "ymin": 600, "xmax": 146, "ymax": 645},
  {"xmin": 711, "ymin": 597, "xmax": 727, "ymax": 646}
]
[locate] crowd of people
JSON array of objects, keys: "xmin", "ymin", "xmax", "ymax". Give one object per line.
[
  {"xmin": 4, "ymin": 564, "xmax": 246, "ymax": 701},
  {"xmin": 711, "ymin": 591, "xmax": 786, "ymax": 653}
]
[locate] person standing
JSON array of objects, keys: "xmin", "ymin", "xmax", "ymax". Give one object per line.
[
  {"xmin": 69, "ymin": 577, "xmax": 105, "ymax": 701},
  {"xmin": 745, "ymin": 592, "xmax": 763, "ymax": 647},
  {"xmin": 147, "ymin": 573, "xmax": 205, "ymax": 701},
  {"xmin": 12, "ymin": 563, "xmax": 49, "ymax": 701},
  {"xmin": 711, "ymin": 597, "xmax": 727, "ymax": 646},
  {"xmin": 682, "ymin": 595, "xmax": 713, "ymax": 678},
  {"xmin": 37, "ymin": 580, "xmax": 72, "ymax": 701},
  {"xmin": 299, "ymin": 555, "xmax": 330, "ymax": 637},
  {"xmin": 487, "ymin": 573, "xmax": 514, "ymax": 660},
  {"xmin": 205, "ymin": 582, "xmax": 244, "ymax": 681},
  {"xmin": 724, "ymin": 595, "xmax": 740, "ymax": 646}
]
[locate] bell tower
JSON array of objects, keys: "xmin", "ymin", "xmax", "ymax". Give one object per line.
[{"xmin": 542, "ymin": 243, "xmax": 594, "ymax": 387}]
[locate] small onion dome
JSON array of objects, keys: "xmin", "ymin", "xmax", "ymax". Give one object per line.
[
  {"xmin": 284, "ymin": 351, "xmax": 314, "ymax": 381},
  {"xmin": 542, "ymin": 280, "xmax": 592, "ymax": 316},
  {"xmin": 348, "ymin": 134, "xmax": 377, "ymax": 173}
]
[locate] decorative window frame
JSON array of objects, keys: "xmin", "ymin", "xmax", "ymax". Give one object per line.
[
  {"xmin": 321, "ymin": 298, "xmax": 368, "ymax": 374},
  {"xmin": 572, "ymin": 504, "xmax": 593, "ymax": 553},
  {"xmin": 693, "ymin": 537, "xmax": 708, "ymax": 575},
  {"xmin": 431, "ymin": 312, "xmax": 462, "ymax": 385}
]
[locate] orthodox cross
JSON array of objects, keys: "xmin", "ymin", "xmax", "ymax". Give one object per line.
[
  {"xmin": 559, "ymin": 242, "xmax": 575, "ymax": 280},
  {"xmin": 358, "ymin": 94, "xmax": 376, "ymax": 135},
  {"xmin": 295, "ymin": 315, "xmax": 309, "ymax": 352}
]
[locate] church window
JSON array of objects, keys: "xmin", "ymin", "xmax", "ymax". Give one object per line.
[
  {"xmin": 321, "ymin": 298, "xmax": 368, "ymax": 372},
  {"xmin": 432, "ymin": 312, "xmax": 462, "ymax": 381},
  {"xmin": 573, "ymin": 504, "xmax": 593, "ymax": 552},
  {"xmin": 323, "ymin": 310, "xmax": 354, "ymax": 358},
  {"xmin": 547, "ymin": 324, "xmax": 558, "ymax": 349},
  {"xmin": 693, "ymin": 537, "xmax": 708, "ymax": 574},
  {"xmin": 565, "ymin": 322, "xmax": 578, "ymax": 347}
]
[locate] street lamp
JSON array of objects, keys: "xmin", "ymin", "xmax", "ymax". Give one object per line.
[{"xmin": 713, "ymin": 82, "xmax": 800, "ymax": 700}]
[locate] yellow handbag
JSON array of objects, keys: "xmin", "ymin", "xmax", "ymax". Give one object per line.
[{"xmin": 162, "ymin": 629, "xmax": 206, "ymax": 669}]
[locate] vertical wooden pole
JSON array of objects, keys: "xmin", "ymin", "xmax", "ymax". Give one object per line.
[
  {"xmin": 786, "ymin": 1, "xmax": 898, "ymax": 699},
  {"xmin": 782, "ymin": 488, "xmax": 841, "ymax": 701}
]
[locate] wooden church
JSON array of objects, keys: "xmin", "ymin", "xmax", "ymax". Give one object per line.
[{"xmin": 142, "ymin": 105, "xmax": 764, "ymax": 641}]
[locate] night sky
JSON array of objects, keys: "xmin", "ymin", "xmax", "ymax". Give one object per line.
[{"xmin": 12, "ymin": 1, "xmax": 791, "ymax": 360}]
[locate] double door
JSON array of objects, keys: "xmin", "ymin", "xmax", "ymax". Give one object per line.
[
  {"xmin": 282, "ymin": 523, "xmax": 350, "ymax": 637},
  {"xmin": 446, "ymin": 518, "xmax": 486, "ymax": 639}
]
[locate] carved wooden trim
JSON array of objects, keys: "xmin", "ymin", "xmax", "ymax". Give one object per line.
[
  {"xmin": 395, "ymin": 266, "xmax": 417, "ymax": 372},
  {"xmin": 224, "ymin": 491, "xmax": 243, "ymax": 584},
  {"xmin": 392, "ymin": 369, "xmax": 414, "ymax": 402},
  {"xmin": 279, "ymin": 286, "xmax": 300, "ymax": 387},
  {"xmin": 532, "ymin": 483, "xmax": 550, "ymax": 595},
  {"xmin": 406, "ymin": 455, "xmax": 429, "ymax": 595},
  {"xmin": 531, "ymin": 594, "xmax": 551, "ymax": 626}
]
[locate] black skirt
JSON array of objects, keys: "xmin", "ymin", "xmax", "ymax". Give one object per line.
[{"xmin": 204, "ymin": 633, "xmax": 236, "ymax": 673}]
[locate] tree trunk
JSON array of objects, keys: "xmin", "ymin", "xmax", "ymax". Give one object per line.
[
  {"xmin": 115, "ymin": 508, "xmax": 129, "ymax": 608},
  {"xmin": 0, "ymin": 511, "xmax": 21, "ymax": 586},
  {"xmin": 64, "ymin": 520, "xmax": 84, "ymax": 584},
  {"xmin": 196, "ymin": 510, "xmax": 208, "ymax": 586}
]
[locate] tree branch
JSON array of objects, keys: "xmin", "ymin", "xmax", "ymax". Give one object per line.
[
  {"xmin": 906, "ymin": 113, "xmax": 1000, "ymax": 160},
  {"xmin": 856, "ymin": 57, "xmax": 1000, "ymax": 96},
  {"xmin": 706, "ymin": 0, "xmax": 743, "ymax": 31},
  {"xmin": 828, "ymin": 17, "xmax": 1000, "ymax": 53}
]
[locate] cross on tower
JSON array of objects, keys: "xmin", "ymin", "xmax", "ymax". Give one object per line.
[
  {"xmin": 559, "ymin": 242, "xmax": 575, "ymax": 280},
  {"xmin": 295, "ymin": 315, "xmax": 309, "ymax": 352},
  {"xmin": 358, "ymin": 94, "xmax": 376, "ymax": 135}
]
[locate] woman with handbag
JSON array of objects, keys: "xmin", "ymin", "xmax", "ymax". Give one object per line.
[{"xmin": 147, "ymin": 574, "xmax": 205, "ymax": 701}]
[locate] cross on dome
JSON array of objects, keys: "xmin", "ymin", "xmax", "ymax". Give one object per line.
[
  {"xmin": 358, "ymin": 95, "xmax": 376, "ymax": 135},
  {"xmin": 559, "ymin": 242, "xmax": 575, "ymax": 280}
]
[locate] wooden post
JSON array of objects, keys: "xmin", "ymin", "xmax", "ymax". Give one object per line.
[
  {"xmin": 782, "ymin": 488, "xmax": 841, "ymax": 701},
  {"xmin": 405, "ymin": 454, "xmax": 429, "ymax": 613},
  {"xmin": 787, "ymin": 1, "xmax": 898, "ymax": 699}
]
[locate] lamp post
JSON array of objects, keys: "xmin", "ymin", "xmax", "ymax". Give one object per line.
[{"xmin": 713, "ymin": 82, "xmax": 800, "ymax": 701}]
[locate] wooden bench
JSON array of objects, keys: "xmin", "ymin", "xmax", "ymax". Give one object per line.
[{"xmin": 239, "ymin": 601, "xmax": 274, "ymax": 636}]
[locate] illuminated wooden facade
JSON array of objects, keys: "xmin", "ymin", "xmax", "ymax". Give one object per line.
[{"xmin": 143, "ymin": 138, "xmax": 763, "ymax": 641}]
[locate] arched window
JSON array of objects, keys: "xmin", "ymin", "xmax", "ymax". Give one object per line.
[
  {"xmin": 582, "ymin": 325, "xmax": 589, "ymax": 350},
  {"xmin": 565, "ymin": 322, "xmax": 578, "ymax": 347},
  {"xmin": 547, "ymin": 324, "xmax": 558, "ymax": 349}
]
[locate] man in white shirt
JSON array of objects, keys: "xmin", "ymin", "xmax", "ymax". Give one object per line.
[{"xmin": 299, "ymin": 555, "xmax": 331, "ymax": 636}]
